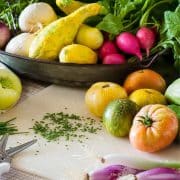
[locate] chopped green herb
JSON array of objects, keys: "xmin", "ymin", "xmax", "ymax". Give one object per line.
[
  {"xmin": 0, "ymin": 117, "xmax": 19, "ymax": 135},
  {"xmin": 33, "ymin": 112, "xmax": 102, "ymax": 142}
]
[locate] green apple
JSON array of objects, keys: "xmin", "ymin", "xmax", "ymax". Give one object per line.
[{"xmin": 0, "ymin": 67, "xmax": 22, "ymax": 110}]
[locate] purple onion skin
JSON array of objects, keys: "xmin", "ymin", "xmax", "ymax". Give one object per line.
[
  {"xmin": 0, "ymin": 22, "xmax": 11, "ymax": 49},
  {"xmin": 88, "ymin": 165, "xmax": 142, "ymax": 180},
  {"xmin": 136, "ymin": 167, "xmax": 180, "ymax": 180}
]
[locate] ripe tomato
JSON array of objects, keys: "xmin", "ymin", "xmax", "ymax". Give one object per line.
[
  {"xmin": 85, "ymin": 82, "xmax": 127, "ymax": 117},
  {"xmin": 123, "ymin": 69, "xmax": 166, "ymax": 94},
  {"xmin": 129, "ymin": 104, "xmax": 178, "ymax": 152}
]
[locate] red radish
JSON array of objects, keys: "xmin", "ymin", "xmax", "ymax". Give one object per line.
[
  {"xmin": 136, "ymin": 27, "xmax": 156, "ymax": 57},
  {"xmin": 0, "ymin": 22, "xmax": 11, "ymax": 49},
  {"xmin": 99, "ymin": 41, "xmax": 118, "ymax": 59},
  {"xmin": 103, "ymin": 53, "xmax": 126, "ymax": 64},
  {"xmin": 116, "ymin": 32, "xmax": 142, "ymax": 61}
]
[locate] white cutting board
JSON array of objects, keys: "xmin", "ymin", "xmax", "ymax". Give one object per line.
[{"xmin": 1, "ymin": 85, "xmax": 180, "ymax": 180}]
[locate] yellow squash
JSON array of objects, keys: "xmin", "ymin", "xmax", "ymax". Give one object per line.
[
  {"xmin": 60, "ymin": 44, "xmax": 97, "ymax": 64},
  {"xmin": 29, "ymin": 3, "xmax": 102, "ymax": 61},
  {"xmin": 76, "ymin": 24, "xmax": 104, "ymax": 50},
  {"xmin": 56, "ymin": 0, "xmax": 85, "ymax": 14}
]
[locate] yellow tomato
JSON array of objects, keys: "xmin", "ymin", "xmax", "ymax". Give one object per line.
[
  {"xmin": 85, "ymin": 82, "xmax": 128, "ymax": 117},
  {"xmin": 129, "ymin": 89, "xmax": 167, "ymax": 108}
]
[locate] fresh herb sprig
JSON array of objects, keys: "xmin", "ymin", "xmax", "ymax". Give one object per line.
[
  {"xmin": 0, "ymin": 0, "xmax": 38, "ymax": 31},
  {"xmin": 0, "ymin": 117, "xmax": 18, "ymax": 135}
]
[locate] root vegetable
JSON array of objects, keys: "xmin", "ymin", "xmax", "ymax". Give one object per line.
[
  {"xmin": 19, "ymin": 2, "xmax": 57, "ymax": 33},
  {"xmin": 99, "ymin": 41, "xmax": 118, "ymax": 59},
  {"xmin": 103, "ymin": 53, "xmax": 126, "ymax": 64},
  {"xmin": 5, "ymin": 33, "xmax": 36, "ymax": 57},
  {"xmin": 0, "ymin": 22, "xmax": 11, "ymax": 49},
  {"xmin": 136, "ymin": 27, "xmax": 156, "ymax": 57},
  {"xmin": 116, "ymin": 32, "xmax": 142, "ymax": 60}
]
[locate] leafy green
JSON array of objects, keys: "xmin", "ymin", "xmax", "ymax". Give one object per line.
[
  {"xmin": 159, "ymin": 5, "xmax": 180, "ymax": 72},
  {"xmin": 168, "ymin": 105, "xmax": 180, "ymax": 119},
  {"xmin": 96, "ymin": 0, "xmax": 177, "ymax": 35}
]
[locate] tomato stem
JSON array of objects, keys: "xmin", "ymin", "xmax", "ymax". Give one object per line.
[
  {"xmin": 138, "ymin": 115, "xmax": 153, "ymax": 127},
  {"xmin": 102, "ymin": 84, "xmax": 110, "ymax": 88}
]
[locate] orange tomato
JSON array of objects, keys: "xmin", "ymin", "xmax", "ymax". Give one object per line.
[
  {"xmin": 85, "ymin": 82, "xmax": 127, "ymax": 117},
  {"xmin": 129, "ymin": 104, "xmax": 178, "ymax": 153},
  {"xmin": 123, "ymin": 69, "xmax": 166, "ymax": 94}
]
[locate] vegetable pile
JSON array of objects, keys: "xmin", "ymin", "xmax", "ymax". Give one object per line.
[
  {"xmin": 85, "ymin": 70, "xmax": 180, "ymax": 152},
  {"xmin": 0, "ymin": 0, "xmax": 179, "ymax": 72}
]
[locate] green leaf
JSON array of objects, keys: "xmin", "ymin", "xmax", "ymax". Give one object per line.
[
  {"xmin": 168, "ymin": 105, "xmax": 180, "ymax": 119},
  {"xmin": 164, "ymin": 5, "xmax": 180, "ymax": 40},
  {"xmin": 96, "ymin": 13, "xmax": 123, "ymax": 35}
]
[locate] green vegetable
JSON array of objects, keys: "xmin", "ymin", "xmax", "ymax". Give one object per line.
[
  {"xmin": 168, "ymin": 104, "xmax": 180, "ymax": 143},
  {"xmin": 0, "ymin": 117, "xmax": 18, "ymax": 135},
  {"xmin": 158, "ymin": 5, "xmax": 180, "ymax": 72},
  {"xmin": 96, "ymin": 0, "xmax": 178, "ymax": 36},
  {"xmin": 33, "ymin": 111, "xmax": 102, "ymax": 142},
  {"xmin": 168, "ymin": 105, "xmax": 180, "ymax": 119},
  {"xmin": 165, "ymin": 78, "xmax": 180, "ymax": 105}
]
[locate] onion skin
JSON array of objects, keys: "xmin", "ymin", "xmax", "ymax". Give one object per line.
[
  {"xmin": 116, "ymin": 32, "xmax": 142, "ymax": 61},
  {"xmin": 0, "ymin": 22, "xmax": 11, "ymax": 49},
  {"xmin": 136, "ymin": 167, "xmax": 180, "ymax": 180},
  {"xmin": 136, "ymin": 27, "xmax": 156, "ymax": 57},
  {"xmin": 87, "ymin": 165, "xmax": 141, "ymax": 180}
]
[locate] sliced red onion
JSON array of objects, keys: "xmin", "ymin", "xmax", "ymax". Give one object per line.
[
  {"xmin": 87, "ymin": 164, "xmax": 142, "ymax": 180},
  {"xmin": 136, "ymin": 167, "xmax": 180, "ymax": 180}
]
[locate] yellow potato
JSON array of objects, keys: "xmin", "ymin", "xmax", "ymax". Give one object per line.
[{"xmin": 59, "ymin": 44, "xmax": 97, "ymax": 64}]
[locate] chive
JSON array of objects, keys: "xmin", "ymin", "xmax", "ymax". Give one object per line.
[
  {"xmin": 32, "ymin": 112, "xmax": 102, "ymax": 143},
  {"xmin": 0, "ymin": 117, "xmax": 19, "ymax": 135}
]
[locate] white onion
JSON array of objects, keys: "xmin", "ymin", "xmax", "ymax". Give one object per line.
[
  {"xmin": 19, "ymin": 2, "xmax": 57, "ymax": 33},
  {"xmin": 5, "ymin": 33, "xmax": 36, "ymax": 57}
]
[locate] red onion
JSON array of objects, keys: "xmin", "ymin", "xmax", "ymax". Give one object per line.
[
  {"xmin": 0, "ymin": 22, "xmax": 11, "ymax": 49},
  {"xmin": 136, "ymin": 167, "xmax": 180, "ymax": 180},
  {"xmin": 87, "ymin": 165, "xmax": 142, "ymax": 180}
]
